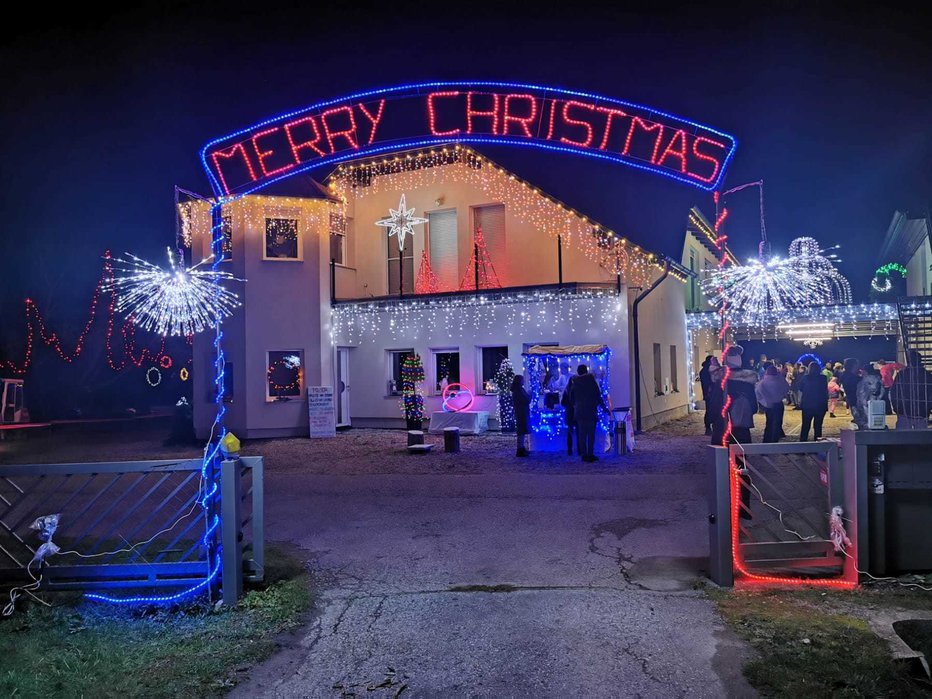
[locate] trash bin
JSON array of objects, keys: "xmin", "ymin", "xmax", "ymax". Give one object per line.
[{"xmin": 612, "ymin": 407, "xmax": 631, "ymax": 455}]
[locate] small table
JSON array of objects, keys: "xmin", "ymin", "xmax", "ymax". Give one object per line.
[{"xmin": 428, "ymin": 411, "xmax": 490, "ymax": 435}]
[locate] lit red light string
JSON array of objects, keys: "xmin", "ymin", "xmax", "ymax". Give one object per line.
[
  {"xmin": 0, "ymin": 251, "xmax": 165, "ymax": 376},
  {"xmin": 714, "ymin": 194, "xmax": 853, "ymax": 588}
]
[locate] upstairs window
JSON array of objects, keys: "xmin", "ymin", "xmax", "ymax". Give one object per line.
[{"xmin": 265, "ymin": 218, "xmax": 300, "ymax": 260}]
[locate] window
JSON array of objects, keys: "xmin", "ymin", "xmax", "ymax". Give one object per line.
[
  {"xmin": 479, "ymin": 346, "xmax": 508, "ymax": 394},
  {"xmin": 653, "ymin": 343, "xmax": 663, "ymax": 395},
  {"xmin": 220, "ymin": 215, "xmax": 233, "ymax": 261},
  {"xmin": 265, "ymin": 218, "xmax": 299, "ymax": 260},
  {"xmin": 267, "ymin": 351, "xmax": 302, "ymax": 400},
  {"xmin": 428, "ymin": 209, "xmax": 458, "ymax": 291},
  {"xmin": 329, "ymin": 212, "xmax": 346, "ymax": 265},
  {"xmin": 387, "ymin": 232, "xmax": 414, "ymax": 294},
  {"xmin": 473, "ymin": 204, "xmax": 506, "ymax": 284},
  {"xmin": 433, "ymin": 349, "xmax": 460, "ymax": 393},
  {"xmin": 387, "ymin": 349, "xmax": 414, "ymax": 396},
  {"xmin": 670, "ymin": 345, "xmax": 679, "ymax": 392}
]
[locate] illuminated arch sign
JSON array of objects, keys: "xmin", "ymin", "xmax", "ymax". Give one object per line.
[{"xmin": 201, "ymin": 81, "xmax": 737, "ymax": 197}]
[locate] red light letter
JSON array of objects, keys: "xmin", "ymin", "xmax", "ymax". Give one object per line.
[
  {"xmin": 544, "ymin": 99, "xmax": 558, "ymax": 140},
  {"xmin": 427, "ymin": 91, "xmax": 461, "ymax": 136},
  {"xmin": 284, "ymin": 115, "xmax": 326, "ymax": 162},
  {"xmin": 358, "ymin": 99, "xmax": 386, "ymax": 145},
  {"xmin": 466, "ymin": 92, "xmax": 500, "ymax": 134},
  {"xmin": 251, "ymin": 127, "xmax": 295, "ymax": 178},
  {"xmin": 656, "ymin": 129, "xmax": 688, "ymax": 172},
  {"xmin": 210, "ymin": 142, "xmax": 257, "ymax": 196},
  {"xmin": 559, "ymin": 101, "xmax": 596, "ymax": 148},
  {"xmin": 502, "ymin": 94, "xmax": 537, "ymax": 137},
  {"xmin": 596, "ymin": 107, "xmax": 627, "ymax": 150},
  {"xmin": 689, "ymin": 136, "xmax": 726, "ymax": 183},
  {"xmin": 321, "ymin": 106, "xmax": 359, "ymax": 153},
  {"xmin": 622, "ymin": 117, "xmax": 665, "ymax": 163}
]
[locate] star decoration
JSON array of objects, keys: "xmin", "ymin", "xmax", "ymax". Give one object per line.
[{"xmin": 376, "ymin": 193, "xmax": 428, "ymax": 252}]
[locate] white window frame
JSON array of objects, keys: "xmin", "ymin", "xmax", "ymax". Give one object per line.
[
  {"xmin": 431, "ymin": 347, "xmax": 461, "ymax": 396},
  {"xmin": 263, "ymin": 214, "xmax": 303, "ymax": 262},
  {"xmin": 266, "ymin": 350, "xmax": 304, "ymax": 402},
  {"xmin": 386, "ymin": 349, "xmax": 415, "ymax": 397},
  {"xmin": 476, "ymin": 345, "xmax": 509, "ymax": 395}
]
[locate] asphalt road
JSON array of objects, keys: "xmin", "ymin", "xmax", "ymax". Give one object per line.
[{"xmin": 233, "ymin": 461, "xmax": 757, "ymax": 697}]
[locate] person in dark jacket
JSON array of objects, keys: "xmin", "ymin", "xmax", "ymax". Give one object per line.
[
  {"xmin": 839, "ymin": 358, "xmax": 861, "ymax": 422},
  {"xmin": 707, "ymin": 357, "xmax": 726, "ymax": 445},
  {"xmin": 891, "ymin": 349, "xmax": 932, "ymax": 430},
  {"xmin": 755, "ymin": 365, "xmax": 788, "ymax": 443},
  {"xmin": 799, "ymin": 362, "xmax": 828, "ymax": 441},
  {"xmin": 698, "ymin": 355, "xmax": 714, "ymax": 435},
  {"xmin": 511, "ymin": 374, "xmax": 531, "ymax": 457},
  {"xmin": 573, "ymin": 365, "xmax": 607, "ymax": 462}
]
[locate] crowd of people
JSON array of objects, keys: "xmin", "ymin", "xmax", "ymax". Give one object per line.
[{"xmin": 697, "ymin": 347, "xmax": 932, "ymax": 445}]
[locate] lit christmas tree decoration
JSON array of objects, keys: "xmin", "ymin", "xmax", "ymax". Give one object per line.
[
  {"xmin": 415, "ymin": 251, "xmax": 441, "ymax": 294},
  {"xmin": 493, "ymin": 357, "xmax": 516, "ymax": 432},
  {"xmin": 108, "ymin": 248, "xmax": 243, "ymax": 336},
  {"xmin": 375, "ymin": 192, "xmax": 428, "ymax": 252},
  {"xmin": 399, "ymin": 353, "xmax": 426, "ymax": 426}
]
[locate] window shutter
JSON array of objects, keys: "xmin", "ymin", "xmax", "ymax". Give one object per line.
[
  {"xmin": 428, "ymin": 210, "xmax": 458, "ymax": 291},
  {"xmin": 474, "ymin": 204, "xmax": 506, "ymax": 282}
]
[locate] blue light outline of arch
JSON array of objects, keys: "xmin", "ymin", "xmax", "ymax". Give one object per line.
[{"xmin": 199, "ymin": 81, "xmax": 739, "ymax": 197}]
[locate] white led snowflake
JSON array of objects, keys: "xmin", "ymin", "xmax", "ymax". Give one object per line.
[
  {"xmin": 375, "ymin": 193, "xmax": 428, "ymax": 252},
  {"xmin": 108, "ymin": 248, "xmax": 243, "ymax": 336}
]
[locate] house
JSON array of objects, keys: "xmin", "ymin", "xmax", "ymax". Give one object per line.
[
  {"xmin": 186, "ymin": 145, "xmax": 693, "ymax": 439},
  {"xmin": 877, "ymin": 211, "xmax": 931, "ymax": 298}
]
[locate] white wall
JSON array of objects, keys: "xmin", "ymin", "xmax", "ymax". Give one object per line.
[
  {"xmin": 335, "ymin": 294, "xmax": 631, "ymax": 426},
  {"xmin": 192, "ymin": 196, "xmax": 333, "ymax": 439}
]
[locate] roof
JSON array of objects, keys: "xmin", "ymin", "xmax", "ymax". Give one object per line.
[
  {"xmin": 877, "ymin": 211, "xmax": 931, "ymax": 265},
  {"xmin": 255, "ymin": 175, "xmax": 342, "ymax": 202}
]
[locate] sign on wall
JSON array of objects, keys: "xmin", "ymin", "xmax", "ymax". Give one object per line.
[
  {"xmin": 202, "ymin": 82, "xmax": 737, "ymax": 197},
  {"xmin": 307, "ymin": 386, "xmax": 336, "ymax": 438}
]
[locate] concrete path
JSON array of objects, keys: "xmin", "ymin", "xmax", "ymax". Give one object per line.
[{"xmin": 233, "ymin": 458, "xmax": 757, "ymax": 697}]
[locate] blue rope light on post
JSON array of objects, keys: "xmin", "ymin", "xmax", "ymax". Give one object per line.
[{"xmin": 88, "ymin": 204, "xmax": 229, "ymax": 605}]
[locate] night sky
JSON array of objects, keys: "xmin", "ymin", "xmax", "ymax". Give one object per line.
[{"xmin": 2, "ymin": 1, "xmax": 930, "ymax": 339}]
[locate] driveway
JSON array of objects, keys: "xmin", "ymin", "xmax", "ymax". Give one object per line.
[{"xmin": 233, "ymin": 415, "xmax": 757, "ymax": 697}]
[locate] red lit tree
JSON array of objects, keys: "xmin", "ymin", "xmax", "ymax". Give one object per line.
[
  {"xmin": 415, "ymin": 250, "xmax": 440, "ymax": 294},
  {"xmin": 459, "ymin": 226, "xmax": 502, "ymax": 291}
]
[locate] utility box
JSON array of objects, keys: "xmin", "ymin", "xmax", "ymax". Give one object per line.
[{"xmin": 841, "ymin": 428, "xmax": 932, "ymax": 576}]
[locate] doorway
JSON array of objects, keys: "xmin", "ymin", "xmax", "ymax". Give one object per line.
[{"xmin": 336, "ymin": 347, "xmax": 351, "ymax": 427}]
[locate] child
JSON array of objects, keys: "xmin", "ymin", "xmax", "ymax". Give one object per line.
[{"xmin": 827, "ymin": 375, "xmax": 841, "ymax": 418}]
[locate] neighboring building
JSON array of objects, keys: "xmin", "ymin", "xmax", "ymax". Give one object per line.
[
  {"xmin": 187, "ymin": 145, "xmax": 692, "ymax": 438},
  {"xmin": 682, "ymin": 207, "xmax": 737, "ymax": 407},
  {"xmin": 877, "ymin": 211, "xmax": 931, "ymax": 297}
]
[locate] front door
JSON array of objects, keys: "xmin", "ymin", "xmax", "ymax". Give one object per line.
[{"xmin": 336, "ymin": 348, "xmax": 351, "ymax": 427}]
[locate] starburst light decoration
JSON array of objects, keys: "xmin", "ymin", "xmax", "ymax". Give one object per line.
[
  {"xmin": 701, "ymin": 236, "xmax": 851, "ymax": 322},
  {"xmin": 108, "ymin": 248, "xmax": 243, "ymax": 336},
  {"xmin": 375, "ymin": 193, "xmax": 428, "ymax": 252}
]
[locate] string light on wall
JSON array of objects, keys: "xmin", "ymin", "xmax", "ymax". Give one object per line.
[{"xmin": 332, "ymin": 286, "xmax": 625, "ymax": 344}]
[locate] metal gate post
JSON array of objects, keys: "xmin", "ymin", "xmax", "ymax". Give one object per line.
[
  {"xmin": 248, "ymin": 456, "xmax": 264, "ymax": 582},
  {"xmin": 221, "ymin": 459, "xmax": 243, "ymax": 605},
  {"xmin": 708, "ymin": 445, "xmax": 734, "ymax": 586}
]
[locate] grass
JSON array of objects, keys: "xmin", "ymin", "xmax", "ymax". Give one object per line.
[
  {"xmin": 709, "ymin": 586, "xmax": 932, "ymax": 697},
  {"xmin": 0, "ymin": 545, "xmax": 311, "ymax": 698}
]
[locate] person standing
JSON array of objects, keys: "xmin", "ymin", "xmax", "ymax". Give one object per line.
[
  {"xmin": 723, "ymin": 346, "xmax": 758, "ymax": 444},
  {"xmin": 573, "ymin": 365, "xmax": 607, "ymax": 462},
  {"xmin": 756, "ymin": 365, "xmax": 789, "ymax": 443},
  {"xmin": 707, "ymin": 357, "xmax": 726, "ymax": 445},
  {"xmin": 799, "ymin": 362, "xmax": 829, "ymax": 441},
  {"xmin": 891, "ymin": 350, "xmax": 932, "ymax": 430},
  {"xmin": 839, "ymin": 358, "xmax": 861, "ymax": 421},
  {"xmin": 827, "ymin": 375, "xmax": 842, "ymax": 417},
  {"xmin": 790, "ymin": 363, "xmax": 804, "ymax": 409},
  {"xmin": 877, "ymin": 359, "xmax": 905, "ymax": 415},
  {"xmin": 511, "ymin": 375, "xmax": 531, "ymax": 457},
  {"xmin": 698, "ymin": 355, "xmax": 714, "ymax": 435}
]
